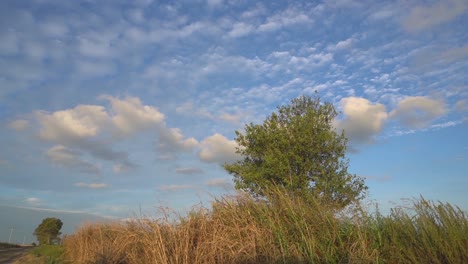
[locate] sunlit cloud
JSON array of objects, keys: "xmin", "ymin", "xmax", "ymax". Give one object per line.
[
  {"xmin": 198, "ymin": 133, "xmax": 240, "ymax": 164},
  {"xmin": 335, "ymin": 97, "xmax": 388, "ymax": 144},
  {"xmin": 390, "ymin": 96, "xmax": 446, "ymax": 129}
]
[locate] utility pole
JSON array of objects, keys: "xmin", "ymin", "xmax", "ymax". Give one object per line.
[{"xmin": 8, "ymin": 226, "xmax": 14, "ymax": 243}]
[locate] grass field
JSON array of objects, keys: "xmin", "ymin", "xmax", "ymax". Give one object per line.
[{"xmin": 62, "ymin": 190, "xmax": 467, "ymax": 264}]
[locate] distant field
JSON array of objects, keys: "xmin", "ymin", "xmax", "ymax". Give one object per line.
[{"xmin": 0, "ymin": 242, "xmax": 20, "ymax": 249}]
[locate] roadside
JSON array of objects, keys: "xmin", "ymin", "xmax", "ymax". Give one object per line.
[{"xmin": 0, "ymin": 246, "xmax": 33, "ymax": 264}]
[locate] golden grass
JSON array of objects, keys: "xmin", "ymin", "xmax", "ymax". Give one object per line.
[{"xmin": 63, "ymin": 190, "xmax": 467, "ymax": 264}]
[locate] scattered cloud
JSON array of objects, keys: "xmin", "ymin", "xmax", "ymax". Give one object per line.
[
  {"xmin": 14, "ymin": 95, "xmax": 201, "ymax": 168},
  {"xmin": 430, "ymin": 120, "xmax": 462, "ymax": 130},
  {"xmin": 227, "ymin": 22, "xmax": 255, "ymax": 38},
  {"xmin": 327, "ymin": 37, "xmax": 355, "ymax": 51},
  {"xmin": 74, "ymin": 182, "xmax": 109, "ymax": 189},
  {"xmin": 369, "ymin": 7, "xmax": 395, "ymax": 20},
  {"xmin": 198, "ymin": 133, "xmax": 240, "ymax": 163},
  {"xmin": 156, "ymin": 127, "xmax": 199, "ymax": 159},
  {"xmin": 35, "ymin": 105, "xmax": 109, "ymax": 142},
  {"xmin": 219, "ymin": 112, "xmax": 243, "ymax": 124},
  {"xmin": 258, "ymin": 8, "xmax": 312, "ymax": 32},
  {"xmin": 206, "ymin": 178, "xmax": 233, "ymax": 188},
  {"xmin": 25, "ymin": 197, "xmax": 41, "ymax": 205},
  {"xmin": 45, "ymin": 145, "xmax": 100, "ymax": 174},
  {"xmin": 415, "ymin": 45, "xmax": 468, "ymax": 69},
  {"xmin": 158, "ymin": 184, "xmax": 196, "ymax": 191},
  {"xmin": 403, "ymin": 0, "xmax": 467, "ymax": 32},
  {"xmin": 175, "ymin": 167, "xmax": 204, "ymax": 175},
  {"xmin": 390, "ymin": 96, "xmax": 446, "ymax": 129},
  {"xmin": 335, "ymin": 97, "xmax": 388, "ymax": 144}
]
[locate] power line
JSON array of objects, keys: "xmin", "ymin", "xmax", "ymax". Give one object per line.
[{"xmin": 8, "ymin": 226, "xmax": 14, "ymax": 243}]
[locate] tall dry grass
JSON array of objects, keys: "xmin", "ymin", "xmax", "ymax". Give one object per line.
[{"xmin": 63, "ymin": 190, "xmax": 467, "ymax": 264}]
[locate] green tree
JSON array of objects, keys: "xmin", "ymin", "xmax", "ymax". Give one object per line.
[
  {"xmin": 33, "ymin": 217, "xmax": 63, "ymax": 245},
  {"xmin": 224, "ymin": 95, "xmax": 367, "ymax": 208}
]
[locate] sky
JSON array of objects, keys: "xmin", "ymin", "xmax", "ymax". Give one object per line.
[{"xmin": 0, "ymin": 0, "xmax": 467, "ymax": 242}]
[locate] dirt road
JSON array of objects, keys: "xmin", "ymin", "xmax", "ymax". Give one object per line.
[{"xmin": 0, "ymin": 247, "xmax": 32, "ymax": 264}]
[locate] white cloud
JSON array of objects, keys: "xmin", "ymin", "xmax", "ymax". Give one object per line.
[
  {"xmin": 19, "ymin": 95, "xmax": 199, "ymax": 166},
  {"xmin": 390, "ymin": 96, "xmax": 446, "ymax": 129},
  {"xmin": 198, "ymin": 133, "xmax": 239, "ymax": 163},
  {"xmin": 156, "ymin": 127, "xmax": 199, "ymax": 159},
  {"xmin": 36, "ymin": 105, "xmax": 109, "ymax": 142},
  {"xmin": 103, "ymin": 95, "xmax": 165, "ymax": 137},
  {"xmin": 219, "ymin": 112, "xmax": 242, "ymax": 123},
  {"xmin": 403, "ymin": 0, "xmax": 467, "ymax": 32},
  {"xmin": 370, "ymin": 8, "xmax": 394, "ymax": 20},
  {"xmin": 227, "ymin": 22, "xmax": 255, "ymax": 38},
  {"xmin": 46, "ymin": 145, "xmax": 100, "ymax": 174},
  {"xmin": 258, "ymin": 8, "xmax": 312, "ymax": 32},
  {"xmin": 327, "ymin": 37, "xmax": 355, "ymax": 51},
  {"xmin": 7, "ymin": 119, "xmax": 29, "ymax": 131},
  {"xmin": 430, "ymin": 121, "xmax": 461, "ymax": 129},
  {"xmin": 335, "ymin": 97, "xmax": 388, "ymax": 144},
  {"xmin": 74, "ymin": 182, "xmax": 108, "ymax": 189},
  {"xmin": 175, "ymin": 167, "xmax": 204, "ymax": 175}
]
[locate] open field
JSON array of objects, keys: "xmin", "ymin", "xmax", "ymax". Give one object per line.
[{"xmin": 62, "ymin": 190, "xmax": 468, "ymax": 264}]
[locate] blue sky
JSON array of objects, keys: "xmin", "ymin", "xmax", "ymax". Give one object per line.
[{"xmin": 0, "ymin": 0, "xmax": 467, "ymax": 241}]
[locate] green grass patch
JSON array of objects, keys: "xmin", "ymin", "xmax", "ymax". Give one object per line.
[{"xmin": 30, "ymin": 245, "xmax": 65, "ymax": 264}]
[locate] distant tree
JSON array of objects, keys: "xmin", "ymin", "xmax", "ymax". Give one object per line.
[
  {"xmin": 33, "ymin": 217, "xmax": 63, "ymax": 245},
  {"xmin": 224, "ymin": 95, "xmax": 367, "ymax": 208}
]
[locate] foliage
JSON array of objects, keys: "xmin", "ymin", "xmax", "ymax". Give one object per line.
[
  {"xmin": 62, "ymin": 193, "xmax": 468, "ymax": 264},
  {"xmin": 34, "ymin": 218, "xmax": 63, "ymax": 245},
  {"xmin": 224, "ymin": 95, "xmax": 367, "ymax": 207}
]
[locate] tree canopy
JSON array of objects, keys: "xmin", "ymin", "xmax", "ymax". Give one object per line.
[
  {"xmin": 33, "ymin": 217, "xmax": 63, "ymax": 245},
  {"xmin": 224, "ymin": 95, "xmax": 367, "ymax": 208}
]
